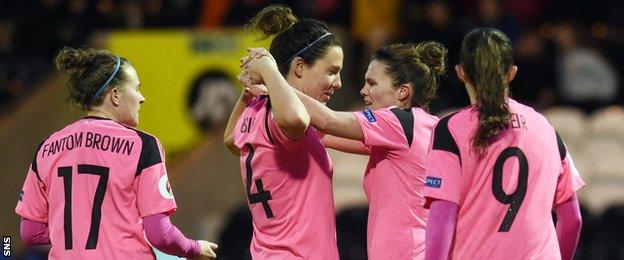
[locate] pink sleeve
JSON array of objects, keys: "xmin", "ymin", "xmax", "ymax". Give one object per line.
[
  {"xmin": 425, "ymin": 200, "xmax": 458, "ymax": 260},
  {"xmin": 20, "ymin": 218, "xmax": 51, "ymax": 246},
  {"xmin": 555, "ymin": 194, "xmax": 582, "ymax": 260},
  {"xmin": 134, "ymin": 137, "xmax": 177, "ymax": 217},
  {"xmin": 553, "ymin": 140, "xmax": 585, "ymax": 207},
  {"xmin": 266, "ymin": 110, "xmax": 308, "ymax": 151},
  {"xmin": 143, "ymin": 213, "xmax": 200, "ymax": 258},
  {"xmin": 423, "ymin": 117, "xmax": 462, "ymax": 208},
  {"xmin": 15, "ymin": 163, "xmax": 49, "ymax": 223},
  {"xmin": 352, "ymin": 108, "xmax": 408, "ymax": 150}
]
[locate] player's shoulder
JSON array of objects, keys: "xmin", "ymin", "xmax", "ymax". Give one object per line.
[
  {"xmin": 248, "ymin": 95, "xmax": 270, "ymax": 109},
  {"xmin": 510, "ymin": 99, "xmax": 548, "ymax": 120},
  {"xmin": 509, "ymin": 99, "xmax": 555, "ymax": 131},
  {"xmin": 438, "ymin": 106, "xmax": 474, "ymax": 129},
  {"xmin": 118, "ymin": 123, "xmax": 162, "ymax": 148},
  {"xmin": 118, "ymin": 124, "xmax": 165, "ymax": 175},
  {"xmin": 412, "ymin": 107, "xmax": 440, "ymax": 124}
]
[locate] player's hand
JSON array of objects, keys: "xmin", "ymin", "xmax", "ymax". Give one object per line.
[
  {"xmin": 240, "ymin": 47, "xmax": 274, "ymax": 67},
  {"xmin": 237, "ymin": 73, "xmax": 268, "ymax": 105},
  {"xmin": 241, "ymin": 47, "xmax": 278, "ymax": 84},
  {"xmin": 190, "ymin": 240, "xmax": 218, "ymax": 260}
]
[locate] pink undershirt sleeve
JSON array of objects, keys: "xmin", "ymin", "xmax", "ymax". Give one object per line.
[
  {"xmin": 142, "ymin": 213, "xmax": 200, "ymax": 258},
  {"xmin": 555, "ymin": 193, "xmax": 582, "ymax": 260},
  {"xmin": 425, "ymin": 199, "xmax": 458, "ymax": 260},
  {"xmin": 20, "ymin": 218, "xmax": 51, "ymax": 246}
]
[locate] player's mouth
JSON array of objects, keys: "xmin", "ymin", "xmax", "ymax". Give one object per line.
[
  {"xmin": 322, "ymin": 90, "xmax": 334, "ymax": 101},
  {"xmin": 364, "ymin": 99, "xmax": 372, "ymax": 106}
]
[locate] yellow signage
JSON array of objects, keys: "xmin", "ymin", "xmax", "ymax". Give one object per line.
[{"xmin": 107, "ymin": 29, "xmax": 270, "ymax": 155}]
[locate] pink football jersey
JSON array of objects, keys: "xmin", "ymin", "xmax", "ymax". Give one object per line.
[
  {"xmin": 16, "ymin": 116, "xmax": 177, "ymax": 259},
  {"xmin": 424, "ymin": 99, "xmax": 585, "ymax": 259},
  {"xmin": 233, "ymin": 96, "xmax": 339, "ymax": 259},
  {"xmin": 353, "ymin": 107, "xmax": 438, "ymax": 260}
]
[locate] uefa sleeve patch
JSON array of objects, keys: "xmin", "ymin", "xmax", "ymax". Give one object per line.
[
  {"xmin": 362, "ymin": 108, "xmax": 377, "ymax": 123},
  {"xmin": 159, "ymin": 175, "xmax": 175, "ymax": 199},
  {"xmin": 425, "ymin": 176, "xmax": 442, "ymax": 188}
]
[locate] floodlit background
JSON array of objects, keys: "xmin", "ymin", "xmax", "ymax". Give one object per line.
[{"xmin": 1, "ymin": 0, "xmax": 623, "ymax": 259}]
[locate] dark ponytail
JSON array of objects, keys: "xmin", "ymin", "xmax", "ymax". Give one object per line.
[
  {"xmin": 246, "ymin": 5, "xmax": 341, "ymax": 75},
  {"xmin": 460, "ymin": 28, "xmax": 514, "ymax": 153}
]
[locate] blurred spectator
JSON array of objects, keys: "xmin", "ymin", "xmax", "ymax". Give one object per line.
[
  {"xmin": 221, "ymin": 0, "xmax": 267, "ymax": 27},
  {"xmin": 554, "ymin": 22, "xmax": 620, "ymax": 112},
  {"xmin": 512, "ymin": 29, "xmax": 556, "ymax": 109},
  {"xmin": 217, "ymin": 206, "xmax": 253, "ymax": 260},
  {"xmin": 460, "ymin": 0, "xmax": 521, "ymax": 40},
  {"xmin": 403, "ymin": 0, "xmax": 468, "ymax": 111},
  {"xmin": 505, "ymin": 0, "xmax": 545, "ymax": 26},
  {"xmin": 350, "ymin": 0, "xmax": 401, "ymax": 99}
]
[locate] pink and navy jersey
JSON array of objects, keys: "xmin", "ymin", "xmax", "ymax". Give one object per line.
[
  {"xmin": 16, "ymin": 116, "xmax": 177, "ymax": 260},
  {"xmin": 424, "ymin": 99, "xmax": 585, "ymax": 259},
  {"xmin": 353, "ymin": 107, "xmax": 439, "ymax": 260},
  {"xmin": 233, "ymin": 96, "xmax": 339, "ymax": 260}
]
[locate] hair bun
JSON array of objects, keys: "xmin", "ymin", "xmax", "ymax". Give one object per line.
[
  {"xmin": 246, "ymin": 5, "xmax": 298, "ymax": 38},
  {"xmin": 415, "ymin": 41, "xmax": 448, "ymax": 77},
  {"xmin": 55, "ymin": 47, "xmax": 98, "ymax": 79}
]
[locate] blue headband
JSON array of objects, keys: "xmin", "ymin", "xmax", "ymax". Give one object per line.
[
  {"xmin": 91, "ymin": 56, "xmax": 121, "ymax": 104},
  {"xmin": 282, "ymin": 32, "xmax": 332, "ymax": 65}
]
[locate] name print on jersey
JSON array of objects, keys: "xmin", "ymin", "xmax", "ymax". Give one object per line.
[
  {"xmin": 240, "ymin": 117, "xmax": 256, "ymax": 134},
  {"xmin": 41, "ymin": 132, "xmax": 135, "ymax": 158},
  {"xmin": 502, "ymin": 113, "xmax": 528, "ymax": 130}
]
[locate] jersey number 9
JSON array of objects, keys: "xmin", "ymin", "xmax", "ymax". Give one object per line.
[{"xmin": 491, "ymin": 147, "xmax": 528, "ymax": 232}]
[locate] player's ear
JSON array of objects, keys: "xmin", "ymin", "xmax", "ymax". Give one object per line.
[
  {"xmin": 455, "ymin": 65, "xmax": 471, "ymax": 85},
  {"xmin": 506, "ymin": 65, "xmax": 518, "ymax": 84},
  {"xmin": 292, "ymin": 57, "xmax": 306, "ymax": 78},
  {"xmin": 110, "ymin": 87, "xmax": 121, "ymax": 106},
  {"xmin": 397, "ymin": 84, "xmax": 411, "ymax": 102}
]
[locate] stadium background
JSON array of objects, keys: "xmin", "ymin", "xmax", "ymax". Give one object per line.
[{"xmin": 1, "ymin": 0, "xmax": 623, "ymax": 259}]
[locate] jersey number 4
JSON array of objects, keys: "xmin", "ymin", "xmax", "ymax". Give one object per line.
[
  {"xmin": 492, "ymin": 147, "xmax": 528, "ymax": 232},
  {"xmin": 244, "ymin": 143, "xmax": 274, "ymax": 218},
  {"xmin": 57, "ymin": 164, "xmax": 109, "ymax": 250}
]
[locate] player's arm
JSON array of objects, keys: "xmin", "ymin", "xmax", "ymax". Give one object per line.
[
  {"xmin": 293, "ymin": 88, "xmax": 364, "ymax": 141},
  {"xmin": 223, "ymin": 75, "xmax": 267, "ymax": 156},
  {"xmin": 425, "ymin": 199, "xmax": 458, "ymax": 260},
  {"xmin": 243, "ymin": 49, "xmax": 310, "ymax": 140},
  {"xmin": 20, "ymin": 218, "xmax": 50, "ymax": 246},
  {"xmin": 552, "ymin": 132, "xmax": 584, "ymax": 260},
  {"xmin": 554, "ymin": 194, "xmax": 582, "ymax": 260},
  {"xmin": 143, "ymin": 213, "xmax": 217, "ymax": 259},
  {"xmin": 135, "ymin": 136, "xmax": 218, "ymax": 259},
  {"xmin": 223, "ymin": 94, "xmax": 246, "ymax": 156},
  {"xmin": 16, "ymin": 143, "xmax": 51, "ymax": 245},
  {"xmin": 321, "ymin": 133, "xmax": 370, "ymax": 155}
]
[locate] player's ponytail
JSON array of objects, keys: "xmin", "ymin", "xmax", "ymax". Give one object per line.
[
  {"xmin": 372, "ymin": 41, "xmax": 447, "ymax": 110},
  {"xmin": 460, "ymin": 28, "xmax": 514, "ymax": 154},
  {"xmin": 55, "ymin": 47, "xmax": 128, "ymax": 111},
  {"xmin": 246, "ymin": 5, "xmax": 341, "ymax": 75}
]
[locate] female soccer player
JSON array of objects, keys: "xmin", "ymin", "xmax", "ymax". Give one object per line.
[
  {"xmin": 222, "ymin": 5, "xmax": 343, "ymax": 259},
  {"xmin": 423, "ymin": 28, "xmax": 585, "ymax": 260},
  {"xmin": 15, "ymin": 47, "xmax": 218, "ymax": 259},
  {"xmin": 243, "ymin": 42, "xmax": 447, "ymax": 259}
]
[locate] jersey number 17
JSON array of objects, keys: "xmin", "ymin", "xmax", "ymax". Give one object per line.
[{"xmin": 57, "ymin": 164, "xmax": 109, "ymax": 250}]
